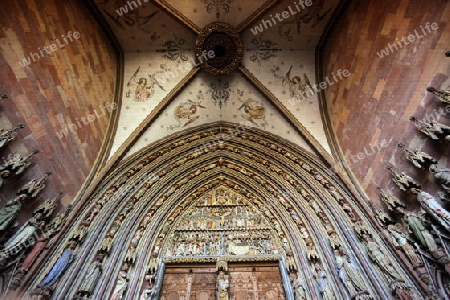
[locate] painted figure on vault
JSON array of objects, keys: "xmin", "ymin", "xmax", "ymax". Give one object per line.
[
  {"xmin": 283, "ymin": 65, "xmax": 313, "ymax": 100},
  {"xmin": 238, "ymin": 98, "xmax": 268, "ymax": 127},
  {"xmin": 173, "ymin": 100, "xmax": 206, "ymax": 128},
  {"xmin": 127, "ymin": 67, "xmax": 165, "ymax": 101}
]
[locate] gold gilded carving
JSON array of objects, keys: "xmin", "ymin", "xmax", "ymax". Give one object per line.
[{"xmin": 165, "ymin": 187, "xmax": 282, "ymax": 259}]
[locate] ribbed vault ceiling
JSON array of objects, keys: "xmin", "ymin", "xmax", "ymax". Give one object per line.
[{"xmin": 91, "ymin": 0, "xmax": 344, "ymax": 164}]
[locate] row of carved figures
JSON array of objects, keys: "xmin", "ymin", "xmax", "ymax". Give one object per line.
[
  {"xmin": 0, "ymin": 94, "xmax": 35, "ymax": 188},
  {"xmin": 373, "ymin": 65, "xmax": 450, "ymax": 298},
  {"xmin": 289, "ymin": 51, "xmax": 450, "ymax": 299},
  {"xmin": 0, "ymin": 94, "xmax": 64, "ymax": 296}
]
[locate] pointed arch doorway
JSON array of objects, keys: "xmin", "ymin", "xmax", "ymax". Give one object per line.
[{"xmin": 159, "ymin": 187, "xmax": 287, "ymax": 300}]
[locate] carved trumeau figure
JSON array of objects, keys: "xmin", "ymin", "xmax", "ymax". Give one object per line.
[
  {"xmin": 385, "ymin": 166, "xmax": 420, "ymax": 193},
  {"xmin": 410, "ymin": 116, "xmax": 450, "ymax": 142},
  {"xmin": 0, "ymin": 123, "xmax": 25, "ymax": 148},
  {"xmin": 397, "ymin": 143, "xmax": 437, "ymax": 169},
  {"xmin": 217, "ymin": 271, "xmax": 229, "ymax": 300},
  {"xmin": 427, "ymin": 86, "xmax": 450, "ymax": 104},
  {"xmin": 17, "ymin": 172, "xmax": 52, "ymax": 199}
]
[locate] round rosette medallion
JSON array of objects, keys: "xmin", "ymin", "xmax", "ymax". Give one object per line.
[{"xmin": 195, "ymin": 22, "xmax": 243, "ymax": 76}]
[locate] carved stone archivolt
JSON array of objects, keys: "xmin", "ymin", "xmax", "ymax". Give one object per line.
[{"xmin": 24, "ymin": 123, "xmax": 422, "ymax": 299}]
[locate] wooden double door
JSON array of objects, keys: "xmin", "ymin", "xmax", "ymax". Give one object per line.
[{"xmin": 160, "ymin": 262, "xmax": 285, "ymax": 300}]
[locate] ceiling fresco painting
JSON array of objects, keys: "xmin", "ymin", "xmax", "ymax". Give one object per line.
[
  {"xmin": 93, "ymin": 0, "xmax": 339, "ymax": 160},
  {"xmin": 125, "ymin": 72, "xmax": 316, "ymax": 157},
  {"xmin": 161, "ymin": 0, "xmax": 274, "ymax": 29}
]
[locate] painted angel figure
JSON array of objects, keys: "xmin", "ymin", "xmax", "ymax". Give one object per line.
[
  {"xmin": 238, "ymin": 98, "xmax": 268, "ymax": 127},
  {"xmin": 410, "ymin": 116, "xmax": 450, "ymax": 142},
  {"xmin": 283, "ymin": 65, "xmax": 314, "ymax": 100},
  {"xmin": 127, "ymin": 67, "xmax": 165, "ymax": 101},
  {"xmin": 173, "ymin": 100, "xmax": 206, "ymax": 128}
]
